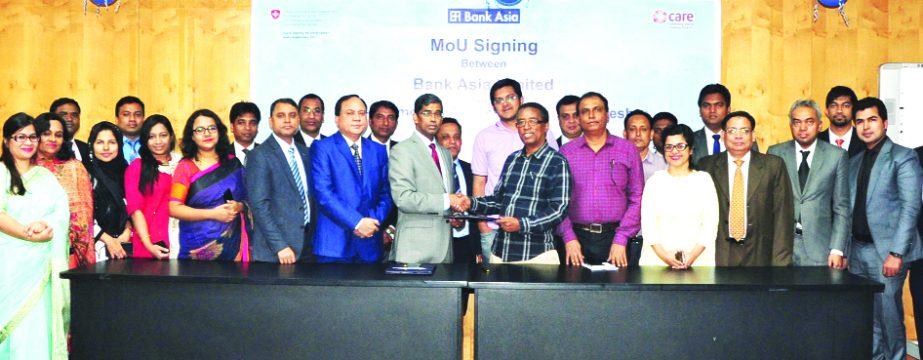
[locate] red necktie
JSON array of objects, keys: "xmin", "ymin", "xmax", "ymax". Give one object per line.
[
  {"xmin": 430, "ymin": 143, "xmax": 442, "ymax": 177},
  {"xmin": 835, "ymin": 139, "xmax": 844, "ymax": 148}
]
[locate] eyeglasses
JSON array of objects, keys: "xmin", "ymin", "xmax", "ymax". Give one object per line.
[
  {"xmin": 10, "ymin": 133, "xmax": 39, "ymax": 143},
  {"xmin": 193, "ymin": 125, "xmax": 218, "ymax": 135},
  {"xmin": 515, "ymin": 119, "xmax": 546, "ymax": 128},
  {"xmin": 418, "ymin": 111, "xmax": 443, "ymax": 119},
  {"xmin": 493, "ymin": 94, "xmax": 519, "ymax": 105},
  {"xmin": 664, "ymin": 143, "xmax": 689, "ymax": 152},
  {"xmin": 302, "ymin": 107, "xmax": 323, "ymax": 115},
  {"xmin": 726, "ymin": 128, "xmax": 752, "ymax": 135}
]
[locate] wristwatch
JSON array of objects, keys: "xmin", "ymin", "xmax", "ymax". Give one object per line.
[{"xmin": 889, "ymin": 252, "xmax": 903, "ymax": 259}]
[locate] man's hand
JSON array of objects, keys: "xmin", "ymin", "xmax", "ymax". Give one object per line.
[
  {"xmin": 828, "ymin": 254, "xmax": 846, "ymax": 270},
  {"xmin": 449, "ymin": 218, "xmax": 465, "ymax": 229},
  {"xmin": 450, "ymin": 194, "xmax": 471, "ymax": 212},
  {"xmin": 277, "ymin": 247, "xmax": 296, "ymax": 264},
  {"xmin": 383, "ymin": 225, "xmax": 395, "ymax": 245},
  {"xmin": 353, "ymin": 218, "xmax": 380, "ymax": 239},
  {"xmin": 883, "ymin": 255, "xmax": 903, "ymax": 277},
  {"xmin": 564, "ymin": 240, "xmax": 584, "ymax": 266},
  {"xmin": 608, "ymin": 244, "xmax": 627, "ymax": 267},
  {"xmin": 496, "ymin": 217, "xmax": 521, "ymax": 233}
]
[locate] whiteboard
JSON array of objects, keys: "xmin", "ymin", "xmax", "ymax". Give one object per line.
[{"xmin": 879, "ymin": 63, "xmax": 923, "ymax": 150}]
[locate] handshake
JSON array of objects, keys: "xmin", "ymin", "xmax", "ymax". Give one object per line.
[{"xmin": 449, "ymin": 193, "xmax": 471, "ymax": 213}]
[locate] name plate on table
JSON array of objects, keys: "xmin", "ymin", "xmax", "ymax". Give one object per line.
[{"xmin": 385, "ymin": 263, "xmax": 437, "ymax": 275}]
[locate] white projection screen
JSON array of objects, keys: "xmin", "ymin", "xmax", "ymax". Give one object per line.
[{"xmin": 250, "ymin": 0, "xmax": 721, "ymax": 161}]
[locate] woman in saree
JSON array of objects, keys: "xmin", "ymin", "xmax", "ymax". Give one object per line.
[
  {"xmin": 0, "ymin": 113, "xmax": 70, "ymax": 359},
  {"xmin": 125, "ymin": 115, "xmax": 181, "ymax": 260},
  {"xmin": 87, "ymin": 122, "xmax": 132, "ymax": 261},
  {"xmin": 169, "ymin": 109, "xmax": 250, "ymax": 261},
  {"xmin": 35, "ymin": 112, "xmax": 95, "ymax": 268}
]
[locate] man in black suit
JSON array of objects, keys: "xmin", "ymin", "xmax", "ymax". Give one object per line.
[
  {"xmin": 691, "ymin": 84, "xmax": 758, "ymax": 166},
  {"xmin": 229, "ymin": 101, "xmax": 260, "ymax": 166},
  {"xmin": 437, "ymin": 117, "xmax": 480, "ymax": 263},
  {"xmin": 368, "ymin": 100, "xmax": 401, "ymax": 256},
  {"xmin": 555, "ymin": 95, "xmax": 581, "ymax": 147},
  {"xmin": 50, "ymin": 97, "xmax": 90, "ymax": 166},
  {"xmin": 817, "ymin": 85, "xmax": 863, "ymax": 158},
  {"xmin": 294, "ymin": 93, "xmax": 327, "ymax": 147}
]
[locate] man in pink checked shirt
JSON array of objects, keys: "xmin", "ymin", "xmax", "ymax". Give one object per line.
[{"xmin": 557, "ymin": 92, "xmax": 644, "ymax": 267}]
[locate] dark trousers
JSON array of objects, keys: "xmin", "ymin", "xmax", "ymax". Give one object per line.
[
  {"xmin": 910, "ymin": 259, "xmax": 923, "ymax": 340},
  {"xmin": 453, "ymin": 234, "xmax": 479, "ymax": 264},
  {"xmin": 573, "ymin": 227, "xmax": 641, "ymax": 266}
]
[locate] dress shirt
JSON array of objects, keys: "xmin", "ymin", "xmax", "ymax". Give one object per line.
[
  {"xmin": 273, "ymin": 133, "xmax": 310, "ymax": 221},
  {"xmin": 72, "ymin": 141, "xmax": 83, "ymax": 162},
  {"xmin": 470, "ymin": 144, "xmax": 571, "ymax": 262},
  {"xmin": 641, "ymin": 149, "xmax": 668, "ymax": 182},
  {"xmin": 828, "ymin": 127, "xmax": 854, "ymax": 150},
  {"xmin": 471, "ymin": 121, "xmax": 559, "ymax": 230},
  {"xmin": 123, "ymin": 136, "xmax": 142, "ymax": 164},
  {"xmin": 370, "ymin": 136, "xmax": 393, "ymax": 155},
  {"xmin": 300, "ymin": 129, "xmax": 322, "ymax": 148},
  {"xmin": 557, "ymin": 134, "xmax": 644, "ymax": 246},
  {"xmin": 413, "ymin": 130, "xmax": 451, "ymax": 210},
  {"xmin": 560, "ymin": 135, "xmax": 575, "ymax": 146},
  {"xmin": 706, "ymin": 128, "xmax": 725, "ymax": 155},
  {"xmin": 234, "ymin": 141, "xmax": 256, "ymax": 166},
  {"xmin": 452, "ymin": 159, "xmax": 470, "ymax": 238},
  {"xmin": 727, "ymin": 151, "xmax": 751, "ymax": 237}
]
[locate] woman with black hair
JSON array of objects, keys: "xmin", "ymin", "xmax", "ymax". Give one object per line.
[
  {"xmin": 0, "ymin": 112, "xmax": 70, "ymax": 359},
  {"xmin": 35, "ymin": 112, "xmax": 95, "ymax": 268},
  {"xmin": 124, "ymin": 115, "xmax": 181, "ymax": 259},
  {"xmin": 87, "ymin": 121, "xmax": 132, "ymax": 260},
  {"xmin": 169, "ymin": 109, "xmax": 250, "ymax": 261}
]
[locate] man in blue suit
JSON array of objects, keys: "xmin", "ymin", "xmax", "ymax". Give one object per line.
[
  {"xmin": 247, "ymin": 98, "xmax": 314, "ymax": 264},
  {"xmin": 847, "ymin": 97, "xmax": 923, "ymax": 360},
  {"xmin": 310, "ymin": 94, "xmax": 393, "ymax": 263}
]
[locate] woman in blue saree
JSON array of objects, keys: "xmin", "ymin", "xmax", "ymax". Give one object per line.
[
  {"xmin": 169, "ymin": 109, "xmax": 250, "ymax": 261},
  {"xmin": 0, "ymin": 113, "xmax": 70, "ymax": 359}
]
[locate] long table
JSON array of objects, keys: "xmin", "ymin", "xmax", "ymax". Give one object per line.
[
  {"xmin": 468, "ymin": 265, "xmax": 883, "ymax": 359},
  {"xmin": 62, "ymin": 260, "xmax": 469, "ymax": 359}
]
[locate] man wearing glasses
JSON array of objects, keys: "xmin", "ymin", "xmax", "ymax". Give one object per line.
[
  {"xmin": 466, "ymin": 103, "xmax": 571, "ymax": 264},
  {"xmin": 697, "ymin": 111, "xmax": 794, "ymax": 266},
  {"xmin": 388, "ymin": 94, "xmax": 461, "ymax": 263},
  {"xmin": 558, "ymin": 92, "xmax": 643, "ymax": 267},
  {"xmin": 294, "ymin": 93, "xmax": 326, "ymax": 147},
  {"xmin": 471, "ymin": 78, "xmax": 558, "ymax": 263}
]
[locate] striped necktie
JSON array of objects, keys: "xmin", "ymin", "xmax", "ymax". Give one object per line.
[
  {"xmin": 288, "ymin": 147, "xmax": 309, "ymax": 224},
  {"xmin": 351, "ymin": 143, "xmax": 362, "ymax": 177}
]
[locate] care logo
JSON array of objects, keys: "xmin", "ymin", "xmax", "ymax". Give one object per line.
[{"xmin": 652, "ymin": 9, "xmax": 695, "ymax": 28}]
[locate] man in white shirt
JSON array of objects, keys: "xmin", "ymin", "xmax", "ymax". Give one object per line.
[
  {"xmin": 555, "ymin": 95, "xmax": 581, "ymax": 147},
  {"xmin": 294, "ymin": 93, "xmax": 326, "ymax": 147},
  {"xmin": 49, "ymin": 97, "xmax": 90, "ymax": 164},
  {"xmin": 368, "ymin": 100, "xmax": 399, "ymax": 155},
  {"xmin": 229, "ymin": 101, "xmax": 260, "ymax": 166},
  {"xmin": 817, "ymin": 85, "xmax": 863, "ymax": 158},
  {"xmin": 438, "ymin": 117, "xmax": 480, "ymax": 264}
]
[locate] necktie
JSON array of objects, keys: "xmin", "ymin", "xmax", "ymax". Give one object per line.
[
  {"xmin": 835, "ymin": 139, "xmax": 844, "ymax": 148},
  {"xmin": 712, "ymin": 134, "xmax": 721, "ymax": 155},
  {"xmin": 798, "ymin": 150, "xmax": 810, "ymax": 191},
  {"xmin": 452, "ymin": 164, "xmax": 461, "ymax": 193},
  {"xmin": 287, "ymin": 147, "xmax": 310, "ymax": 224},
  {"xmin": 430, "ymin": 143, "xmax": 442, "ymax": 177},
  {"xmin": 242, "ymin": 148, "xmax": 250, "ymax": 165},
  {"xmin": 730, "ymin": 159, "xmax": 746, "ymax": 240},
  {"xmin": 351, "ymin": 143, "xmax": 362, "ymax": 177}
]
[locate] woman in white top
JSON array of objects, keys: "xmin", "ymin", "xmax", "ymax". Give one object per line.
[{"xmin": 639, "ymin": 124, "xmax": 719, "ymax": 268}]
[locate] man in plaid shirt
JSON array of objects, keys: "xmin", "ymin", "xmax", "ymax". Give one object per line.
[{"xmin": 463, "ymin": 103, "xmax": 572, "ymax": 264}]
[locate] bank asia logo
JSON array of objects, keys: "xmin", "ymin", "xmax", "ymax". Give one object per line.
[
  {"xmin": 448, "ymin": 8, "xmax": 520, "ymax": 24},
  {"xmin": 652, "ymin": 9, "xmax": 695, "ymax": 28},
  {"xmin": 495, "ymin": 0, "xmax": 522, "ymax": 6}
]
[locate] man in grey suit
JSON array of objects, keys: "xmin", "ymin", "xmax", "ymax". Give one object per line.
[
  {"xmin": 767, "ymin": 99, "xmax": 850, "ymax": 269},
  {"xmin": 847, "ymin": 97, "xmax": 923, "ymax": 360},
  {"xmin": 247, "ymin": 98, "xmax": 315, "ymax": 264},
  {"xmin": 389, "ymin": 94, "xmax": 464, "ymax": 263},
  {"xmin": 691, "ymin": 84, "xmax": 758, "ymax": 166}
]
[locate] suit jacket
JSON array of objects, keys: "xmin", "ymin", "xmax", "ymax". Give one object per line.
[
  {"xmin": 388, "ymin": 133, "xmax": 454, "ymax": 263},
  {"xmin": 698, "ymin": 151, "xmax": 794, "ymax": 266},
  {"xmin": 311, "ymin": 132, "xmax": 392, "ymax": 260},
  {"xmin": 691, "ymin": 128, "xmax": 759, "ymax": 167},
  {"xmin": 294, "ymin": 132, "xmax": 326, "ymax": 147},
  {"xmin": 847, "ymin": 138, "xmax": 923, "ymax": 262},
  {"xmin": 818, "ymin": 128, "xmax": 863, "ymax": 158},
  {"xmin": 246, "ymin": 136, "xmax": 314, "ymax": 262},
  {"xmin": 917, "ymin": 146, "xmax": 923, "ymax": 239},
  {"xmin": 767, "ymin": 140, "xmax": 851, "ymax": 263},
  {"xmin": 75, "ymin": 139, "xmax": 91, "ymax": 169},
  {"xmin": 454, "ymin": 159, "xmax": 480, "ymax": 263},
  {"xmin": 368, "ymin": 136, "xmax": 400, "ymax": 231}
]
